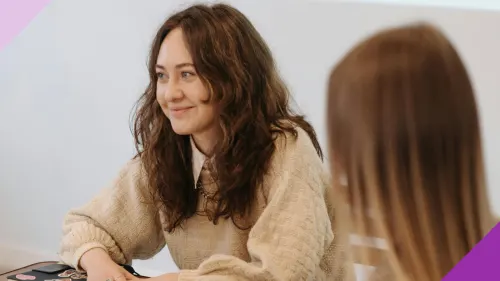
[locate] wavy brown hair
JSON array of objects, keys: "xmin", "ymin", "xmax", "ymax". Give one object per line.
[
  {"xmin": 132, "ymin": 3, "xmax": 322, "ymax": 232},
  {"xmin": 327, "ymin": 23, "xmax": 493, "ymax": 280}
]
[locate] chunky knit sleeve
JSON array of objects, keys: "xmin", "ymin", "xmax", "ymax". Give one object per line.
[
  {"xmin": 177, "ymin": 128, "xmax": 354, "ymax": 281},
  {"xmin": 58, "ymin": 158, "xmax": 166, "ymax": 270}
]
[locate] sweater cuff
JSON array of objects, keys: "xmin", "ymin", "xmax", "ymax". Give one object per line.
[
  {"xmin": 177, "ymin": 270, "xmax": 199, "ymax": 281},
  {"xmin": 73, "ymin": 242, "xmax": 108, "ymax": 271}
]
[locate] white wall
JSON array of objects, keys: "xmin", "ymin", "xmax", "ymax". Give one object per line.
[
  {"xmin": 336, "ymin": 0, "xmax": 500, "ymax": 11},
  {"xmin": 1, "ymin": 0, "xmax": 499, "ymax": 279}
]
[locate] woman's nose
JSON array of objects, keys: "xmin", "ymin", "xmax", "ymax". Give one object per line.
[{"xmin": 164, "ymin": 81, "xmax": 183, "ymax": 102}]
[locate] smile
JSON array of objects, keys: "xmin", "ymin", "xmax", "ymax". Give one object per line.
[{"xmin": 169, "ymin": 106, "xmax": 194, "ymax": 117}]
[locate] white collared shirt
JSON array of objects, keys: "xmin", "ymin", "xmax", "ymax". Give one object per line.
[{"xmin": 190, "ymin": 137, "xmax": 210, "ymax": 189}]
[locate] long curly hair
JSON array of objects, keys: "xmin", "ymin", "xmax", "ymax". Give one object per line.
[{"xmin": 132, "ymin": 3, "xmax": 322, "ymax": 232}]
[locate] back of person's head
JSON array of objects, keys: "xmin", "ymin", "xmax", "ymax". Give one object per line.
[{"xmin": 326, "ymin": 23, "xmax": 494, "ymax": 280}]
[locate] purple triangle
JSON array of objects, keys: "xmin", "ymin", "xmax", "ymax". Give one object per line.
[
  {"xmin": 0, "ymin": 0, "xmax": 52, "ymax": 51},
  {"xmin": 443, "ymin": 222, "xmax": 500, "ymax": 280}
]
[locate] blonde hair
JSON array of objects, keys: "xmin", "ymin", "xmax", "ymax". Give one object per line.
[{"xmin": 326, "ymin": 23, "xmax": 493, "ymax": 280}]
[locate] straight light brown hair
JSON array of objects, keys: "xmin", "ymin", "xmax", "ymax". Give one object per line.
[{"xmin": 326, "ymin": 23, "xmax": 494, "ymax": 280}]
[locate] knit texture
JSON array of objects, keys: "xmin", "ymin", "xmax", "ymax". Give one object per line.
[{"xmin": 59, "ymin": 127, "xmax": 354, "ymax": 281}]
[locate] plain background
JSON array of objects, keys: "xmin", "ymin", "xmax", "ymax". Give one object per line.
[{"xmin": 1, "ymin": 0, "xmax": 499, "ymax": 280}]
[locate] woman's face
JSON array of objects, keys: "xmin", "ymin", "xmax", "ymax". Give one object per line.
[{"xmin": 155, "ymin": 28, "xmax": 218, "ymax": 137}]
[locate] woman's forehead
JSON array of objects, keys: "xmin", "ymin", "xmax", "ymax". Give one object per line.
[{"xmin": 156, "ymin": 28, "xmax": 193, "ymax": 68}]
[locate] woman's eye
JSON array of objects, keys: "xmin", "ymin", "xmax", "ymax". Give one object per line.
[
  {"xmin": 156, "ymin": 73, "xmax": 165, "ymax": 79},
  {"xmin": 181, "ymin": 71, "xmax": 194, "ymax": 78}
]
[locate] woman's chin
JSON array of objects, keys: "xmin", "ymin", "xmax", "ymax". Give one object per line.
[{"xmin": 172, "ymin": 128, "xmax": 192, "ymax": 136}]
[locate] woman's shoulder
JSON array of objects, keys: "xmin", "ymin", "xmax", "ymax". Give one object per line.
[
  {"xmin": 257, "ymin": 121, "xmax": 333, "ymax": 219},
  {"xmin": 117, "ymin": 156, "xmax": 146, "ymax": 179},
  {"xmin": 265, "ymin": 122, "xmax": 329, "ymax": 192},
  {"xmin": 110, "ymin": 156, "xmax": 151, "ymax": 194},
  {"xmin": 271, "ymin": 121, "xmax": 324, "ymax": 167}
]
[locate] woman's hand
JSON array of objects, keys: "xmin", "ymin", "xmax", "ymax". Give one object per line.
[{"xmin": 80, "ymin": 248, "xmax": 136, "ymax": 281}]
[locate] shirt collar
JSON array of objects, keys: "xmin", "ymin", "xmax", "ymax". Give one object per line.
[{"xmin": 191, "ymin": 136, "xmax": 208, "ymax": 188}]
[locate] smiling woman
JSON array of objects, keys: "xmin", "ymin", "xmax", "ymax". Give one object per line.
[
  {"xmin": 154, "ymin": 28, "xmax": 218, "ymax": 150},
  {"xmin": 57, "ymin": 3, "xmax": 354, "ymax": 281}
]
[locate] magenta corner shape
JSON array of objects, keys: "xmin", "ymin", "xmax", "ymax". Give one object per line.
[{"xmin": 0, "ymin": 0, "xmax": 52, "ymax": 51}]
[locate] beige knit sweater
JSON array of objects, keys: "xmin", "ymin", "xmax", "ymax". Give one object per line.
[{"xmin": 58, "ymin": 127, "xmax": 354, "ymax": 281}]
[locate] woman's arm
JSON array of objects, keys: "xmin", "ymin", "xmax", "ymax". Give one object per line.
[
  {"xmin": 175, "ymin": 129, "xmax": 354, "ymax": 281},
  {"xmin": 58, "ymin": 158, "xmax": 166, "ymax": 270}
]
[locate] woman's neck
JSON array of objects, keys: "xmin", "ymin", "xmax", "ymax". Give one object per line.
[{"xmin": 191, "ymin": 128, "xmax": 220, "ymax": 157}]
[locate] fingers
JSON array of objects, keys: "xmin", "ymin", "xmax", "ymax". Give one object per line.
[{"xmin": 107, "ymin": 273, "xmax": 129, "ymax": 281}]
